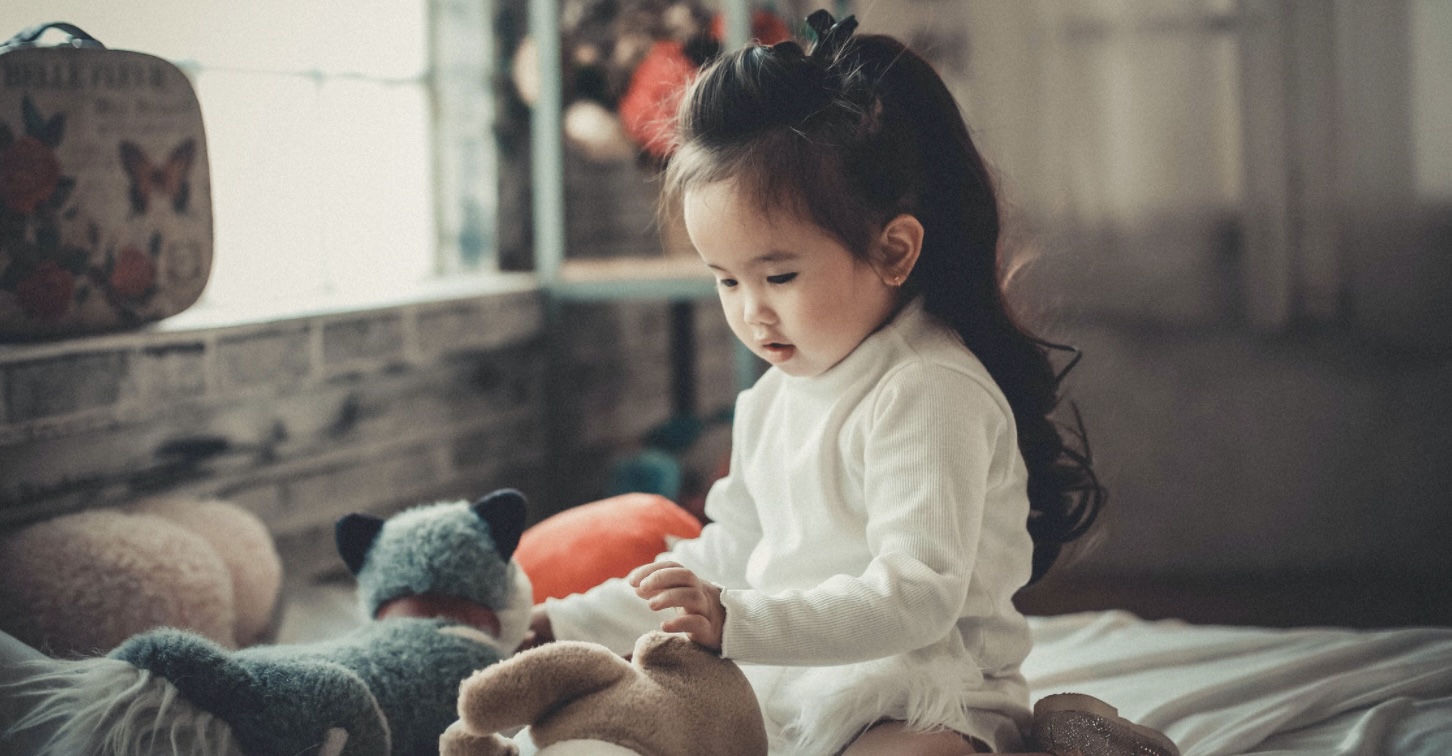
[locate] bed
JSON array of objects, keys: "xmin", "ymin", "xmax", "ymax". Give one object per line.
[
  {"xmin": 6, "ymin": 582, "xmax": 1448, "ymax": 755},
  {"xmin": 271, "ymin": 582, "xmax": 1452, "ymax": 755},
  {"xmin": 1023, "ymin": 610, "xmax": 1452, "ymax": 755}
]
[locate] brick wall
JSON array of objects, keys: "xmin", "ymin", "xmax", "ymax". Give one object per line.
[
  {"xmin": 0, "ymin": 285, "xmax": 740, "ymax": 579},
  {"xmin": 0, "ymin": 289, "xmax": 548, "ymax": 578}
]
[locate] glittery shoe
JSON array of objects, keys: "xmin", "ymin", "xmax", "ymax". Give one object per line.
[{"xmin": 1026, "ymin": 693, "xmax": 1181, "ymax": 756}]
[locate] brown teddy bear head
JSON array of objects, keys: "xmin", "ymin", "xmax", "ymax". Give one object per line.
[{"xmin": 447, "ymin": 631, "xmax": 766, "ymax": 756}]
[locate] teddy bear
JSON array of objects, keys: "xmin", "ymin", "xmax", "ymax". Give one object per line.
[
  {"xmin": 10, "ymin": 489, "xmax": 533, "ymax": 756},
  {"xmin": 441, "ymin": 630, "xmax": 767, "ymax": 756}
]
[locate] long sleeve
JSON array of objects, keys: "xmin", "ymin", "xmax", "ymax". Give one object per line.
[{"xmin": 720, "ymin": 363, "xmax": 1011, "ymax": 666}]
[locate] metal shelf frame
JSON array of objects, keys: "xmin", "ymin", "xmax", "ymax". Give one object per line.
[
  {"xmin": 528, "ymin": 0, "xmax": 750, "ymax": 291},
  {"xmin": 527, "ymin": 0, "xmax": 760, "ymax": 399}
]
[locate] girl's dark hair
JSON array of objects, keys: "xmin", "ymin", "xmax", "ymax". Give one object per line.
[{"xmin": 662, "ymin": 13, "xmax": 1103, "ymax": 583}]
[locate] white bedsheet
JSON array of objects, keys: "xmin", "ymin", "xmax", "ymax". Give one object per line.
[
  {"xmin": 273, "ymin": 583, "xmax": 1452, "ymax": 755},
  {"xmin": 1024, "ymin": 611, "xmax": 1452, "ymax": 756}
]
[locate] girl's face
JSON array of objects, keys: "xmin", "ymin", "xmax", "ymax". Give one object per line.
[{"xmin": 684, "ymin": 180, "xmax": 900, "ymax": 378}]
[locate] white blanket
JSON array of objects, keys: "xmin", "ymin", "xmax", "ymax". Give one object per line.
[{"xmin": 1024, "ymin": 611, "xmax": 1452, "ymax": 756}]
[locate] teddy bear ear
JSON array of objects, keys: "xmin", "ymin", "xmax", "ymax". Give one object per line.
[
  {"xmin": 335, "ymin": 513, "xmax": 386, "ymax": 575},
  {"xmin": 633, "ymin": 630, "xmax": 694, "ymax": 668},
  {"xmin": 470, "ymin": 489, "xmax": 528, "ymax": 561}
]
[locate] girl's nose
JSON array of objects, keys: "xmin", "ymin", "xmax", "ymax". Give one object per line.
[{"xmin": 742, "ymin": 289, "xmax": 775, "ymax": 325}]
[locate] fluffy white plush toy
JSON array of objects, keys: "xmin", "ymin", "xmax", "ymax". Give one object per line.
[{"xmin": 0, "ymin": 496, "xmax": 281, "ymax": 656}]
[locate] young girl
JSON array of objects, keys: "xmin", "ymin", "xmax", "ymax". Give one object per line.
[{"xmin": 531, "ymin": 11, "xmax": 1178, "ymax": 756}]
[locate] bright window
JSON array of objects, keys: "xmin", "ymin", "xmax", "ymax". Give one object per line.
[{"xmin": 0, "ymin": 1, "xmax": 481, "ymax": 311}]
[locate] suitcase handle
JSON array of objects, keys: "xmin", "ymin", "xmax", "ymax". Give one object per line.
[{"xmin": 1, "ymin": 22, "xmax": 106, "ymax": 53}]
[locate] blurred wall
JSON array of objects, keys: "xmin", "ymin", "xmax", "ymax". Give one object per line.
[
  {"xmin": 0, "ymin": 291, "xmax": 553, "ymax": 580},
  {"xmin": 857, "ymin": 0, "xmax": 1452, "ymax": 580}
]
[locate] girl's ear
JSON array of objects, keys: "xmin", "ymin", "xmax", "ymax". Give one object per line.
[{"xmin": 872, "ymin": 214, "xmax": 924, "ymax": 286}]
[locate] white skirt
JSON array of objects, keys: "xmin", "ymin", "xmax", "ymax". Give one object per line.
[{"xmin": 741, "ymin": 641, "xmax": 1031, "ymax": 755}]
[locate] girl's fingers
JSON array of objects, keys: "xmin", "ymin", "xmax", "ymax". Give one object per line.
[
  {"xmin": 661, "ymin": 613, "xmax": 705, "ymax": 636},
  {"xmin": 646, "ymin": 586, "xmax": 710, "ymax": 615},
  {"xmin": 628, "ymin": 560, "xmax": 725, "ymax": 651},
  {"xmin": 632, "ymin": 565, "xmax": 701, "ymax": 598},
  {"xmin": 660, "ymin": 614, "xmax": 722, "ymax": 651},
  {"xmin": 627, "ymin": 560, "xmax": 683, "ymax": 588}
]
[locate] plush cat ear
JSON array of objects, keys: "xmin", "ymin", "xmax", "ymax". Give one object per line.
[
  {"xmin": 335, "ymin": 513, "xmax": 385, "ymax": 574},
  {"xmin": 471, "ymin": 489, "xmax": 527, "ymax": 561}
]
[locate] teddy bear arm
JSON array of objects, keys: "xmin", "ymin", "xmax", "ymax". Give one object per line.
[{"xmin": 457, "ymin": 642, "xmax": 633, "ymax": 736}]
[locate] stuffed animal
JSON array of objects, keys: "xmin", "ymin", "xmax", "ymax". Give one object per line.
[
  {"xmin": 11, "ymin": 489, "xmax": 534, "ymax": 756},
  {"xmin": 440, "ymin": 631, "xmax": 767, "ymax": 756},
  {"xmin": 0, "ymin": 495, "xmax": 282, "ymax": 656},
  {"xmin": 130, "ymin": 495, "xmax": 285, "ymax": 647}
]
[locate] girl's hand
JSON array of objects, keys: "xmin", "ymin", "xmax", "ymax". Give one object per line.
[{"xmin": 628, "ymin": 560, "xmax": 725, "ymax": 652}]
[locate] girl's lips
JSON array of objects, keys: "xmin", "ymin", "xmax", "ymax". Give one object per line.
[{"xmin": 760, "ymin": 342, "xmax": 795, "ymax": 362}]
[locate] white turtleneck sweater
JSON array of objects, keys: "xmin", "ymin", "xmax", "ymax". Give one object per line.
[{"xmin": 546, "ymin": 299, "xmax": 1036, "ymax": 754}]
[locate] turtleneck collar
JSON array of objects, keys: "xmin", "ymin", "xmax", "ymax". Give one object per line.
[{"xmin": 774, "ymin": 295, "xmax": 929, "ymax": 391}]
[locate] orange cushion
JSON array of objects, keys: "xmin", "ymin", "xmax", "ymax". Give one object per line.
[{"xmin": 514, "ymin": 493, "xmax": 703, "ymax": 604}]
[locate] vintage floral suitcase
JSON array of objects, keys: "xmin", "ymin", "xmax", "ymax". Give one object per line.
[{"xmin": 0, "ymin": 22, "xmax": 212, "ymax": 341}]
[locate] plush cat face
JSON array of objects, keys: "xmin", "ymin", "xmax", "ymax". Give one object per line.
[{"xmin": 335, "ymin": 489, "xmax": 529, "ymax": 624}]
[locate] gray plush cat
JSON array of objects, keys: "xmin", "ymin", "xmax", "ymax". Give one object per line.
[{"xmin": 10, "ymin": 489, "xmax": 534, "ymax": 756}]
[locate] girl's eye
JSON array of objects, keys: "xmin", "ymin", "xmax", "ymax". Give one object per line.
[
  {"xmin": 717, "ymin": 278, "xmax": 738, "ymax": 288},
  {"xmin": 766, "ymin": 273, "xmax": 797, "ymax": 285}
]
